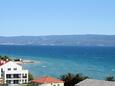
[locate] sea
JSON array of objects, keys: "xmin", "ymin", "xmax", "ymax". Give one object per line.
[{"xmin": 0, "ymin": 45, "xmax": 115, "ymax": 79}]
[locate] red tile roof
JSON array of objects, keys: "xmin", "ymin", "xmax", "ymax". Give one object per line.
[{"xmin": 32, "ymin": 76, "xmax": 64, "ymax": 84}]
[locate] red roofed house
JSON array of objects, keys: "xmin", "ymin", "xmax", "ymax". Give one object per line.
[{"xmin": 32, "ymin": 76, "xmax": 64, "ymax": 86}]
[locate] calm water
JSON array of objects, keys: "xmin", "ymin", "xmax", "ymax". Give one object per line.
[{"xmin": 0, "ymin": 45, "xmax": 115, "ymax": 79}]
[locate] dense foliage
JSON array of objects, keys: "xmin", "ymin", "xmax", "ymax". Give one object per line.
[
  {"xmin": 0, "ymin": 55, "xmax": 12, "ymax": 61},
  {"xmin": 60, "ymin": 73, "xmax": 88, "ymax": 86},
  {"xmin": 105, "ymin": 76, "xmax": 115, "ymax": 81},
  {"xmin": 22, "ymin": 73, "xmax": 34, "ymax": 86},
  {"xmin": 28, "ymin": 73, "xmax": 34, "ymax": 81}
]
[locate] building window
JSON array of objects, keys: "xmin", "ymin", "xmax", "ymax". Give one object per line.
[
  {"xmin": 25, "ymin": 79, "xmax": 27, "ymax": 83},
  {"xmin": 13, "ymin": 74, "xmax": 21, "ymax": 78},
  {"xmin": 22, "ymin": 79, "xmax": 27, "ymax": 83},
  {"xmin": 23, "ymin": 74, "xmax": 27, "ymax": 78},
  {"xmin": 8, "ymin": 68, "xmax": 11, "ymax": 71},
  {"xmin": 6, "ymin": 80, "xmax": 11, "ymax": 84},
  {"xmin": 22, "ymin": 80, "xmax": 24, "ymax": 83},
  {"xmin": 13, "ymin": 80, "xmax": 19, "ymax": 84},
  {"xmin": 6, "ymin": 74, "xmax": 11, "ymax": 78},
  {"xmin": 57, "ymin": 84, "xmax": 60, "ymax": 86},
  {"xmin": 1, "ymin": 74, "xmax": 3, "ymax": 77},
  {"xmin": 1, "ymin": 68, "xmax": 3, "ymax": 72},
  {"xmin": 14, "ymin": 68, "xmax": 17, "ymax": 70}
]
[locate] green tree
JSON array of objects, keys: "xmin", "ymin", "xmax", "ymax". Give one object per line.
[
  {"xmin": 0, "ymin": 55, "xmax": 12, "ymax": 61},
  {"xmin": 26, "ymin": 83, "xmax": 33, "ymax": 86},
  {"xmin": 60, "ymin": 73, "xmax": 88, "ymax": 86},
  {"xmin": 25, "ymin": 73, "xmax": 34, "ymax": 86},
  {"xmin": 105, "ymin": 76, "xmax": 115, "ymax": 81},
  {"xmin": 28, "ymin": 73, "xmax": 34, "ymax": 81}
]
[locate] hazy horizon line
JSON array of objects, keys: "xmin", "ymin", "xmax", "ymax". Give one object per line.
[{"xmin": 0, "ymin": 34, "xmax": 115, "ymax": 37}]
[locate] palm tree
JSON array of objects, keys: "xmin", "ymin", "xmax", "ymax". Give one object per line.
[
  {"xmin": 73, "ymin": 73, "xmax": 88, "ymax": 84},
  {"xmin": 60, "ymin": 73, "xmax": 88, "ymax": 86},
  {"xmin": 105, "ymin": 76, "xmax": 115, "ymax": 81}
]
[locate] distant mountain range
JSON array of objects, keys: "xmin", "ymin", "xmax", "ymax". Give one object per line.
[{"xmin": 0, "ymin": 35, "xmax": 115, "ymax": 46}]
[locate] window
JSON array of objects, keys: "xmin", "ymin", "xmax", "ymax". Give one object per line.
[
  {"xmin": 57, "ymin": 84, "xmax": 60, "ymax": 86},
  {"xmin": 22, "ymin": 80, "xmax": 24, "ymax": 83},
  {"xmin": 25, "ymin": 79, "xmax": 27, "ymax": 83},
  {"xmin": 13, "ymin": 74, "xmax": 21, "ymax": 78},
  {"xmin": 23, "ymin": 74, "xmax": 27, "ymax": 78},
  {"xmin": 6, "ymin": 74, "xmax": 11, "ymax": 78},
  {"xmin": 6, "ymin": 80, "xmax": 11, "ymax": 84},
  {"xmin": 14, "ymin": 68, "xmax": 17, "ymax": 70},
  {"xmin": 13, "ymin": 80, "xmax": 19, "ymax": 84},
  {"xmin": 8, "ymin": 68, "xmax": 11, "ymax": 71},
  {"xmin": 1, "ymin": 74, "xmax": 3, "ymax": 77},
  {"xmin": 1, "ymin": 68, "xmax": 3, "ymax": 72}
]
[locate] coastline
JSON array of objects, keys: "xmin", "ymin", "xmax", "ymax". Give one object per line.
[
  {"xmin": 0, "ymin": 46, "xmax": 115, "ymax": 79},
  {"xmin": 15, "ymin": 59, "xmax": 40, "ymax": 64}
]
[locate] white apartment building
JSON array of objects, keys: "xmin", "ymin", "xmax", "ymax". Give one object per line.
[{"xmin": 0, "ymin": 61, "xmax": 28, "ymax": 85}]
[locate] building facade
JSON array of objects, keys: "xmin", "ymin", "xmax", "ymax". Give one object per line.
[{"xmin": 0, "ymin": 61, "xmax": 28, "ymax": 85}]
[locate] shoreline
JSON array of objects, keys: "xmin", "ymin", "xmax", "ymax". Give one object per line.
[{"xmin": 14, "ymin": 59, "xmax": 40, "ymax": 64}]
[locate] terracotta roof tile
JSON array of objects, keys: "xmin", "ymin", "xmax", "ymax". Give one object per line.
[{"xmin": 32, "ymin": 76, "xmax": 64, "ymax": 83}]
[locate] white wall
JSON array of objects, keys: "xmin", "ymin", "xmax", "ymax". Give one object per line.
[
  {"xmin": 0, "ymin": 61, "xmax": 22, "ymax": 71},
  {"xmin": 0, "ymin": 61, "xmax": 28, "ymax": 84},
  {"xmin": 34, "ymin": 83, "xmax": 64, "ymax": 86}
]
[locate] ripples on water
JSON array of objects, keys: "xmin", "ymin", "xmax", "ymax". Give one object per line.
[{"xmin": 0, "ymin": 45, "xmax": 115, "ymax": 79}]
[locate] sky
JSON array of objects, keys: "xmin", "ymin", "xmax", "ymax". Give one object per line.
[{"xmin": 0, "ymin": 0, "xmax": 115, "ymax": 36}]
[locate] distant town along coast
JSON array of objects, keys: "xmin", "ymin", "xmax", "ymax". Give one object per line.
[{"xmin": 0, "ymin": 55, "xmax": 38, "ymax": 64}]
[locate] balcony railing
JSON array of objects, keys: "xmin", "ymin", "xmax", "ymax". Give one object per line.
[{"xmin": 6, "ymin": 74, "xmax": 21, "ymax": 78}]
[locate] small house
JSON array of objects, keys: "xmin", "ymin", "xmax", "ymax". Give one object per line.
[{"xmin": 32, "ymin": 76, "xmax": 64, "ymax": 86}]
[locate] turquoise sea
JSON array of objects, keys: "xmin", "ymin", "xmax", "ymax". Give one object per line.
[{"xmin": 0, "ymin": 45, "xmax": 115, "ymax": 79}]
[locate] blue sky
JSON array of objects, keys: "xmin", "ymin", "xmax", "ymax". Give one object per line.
[{"xmin": 0, "ymin": 0, "xmax": 115, "ymax": 36}]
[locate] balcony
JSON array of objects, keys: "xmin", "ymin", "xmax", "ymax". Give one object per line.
[{"xmin": 6, "ymin": 74, "xmax": 21, "ymax": 79}]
